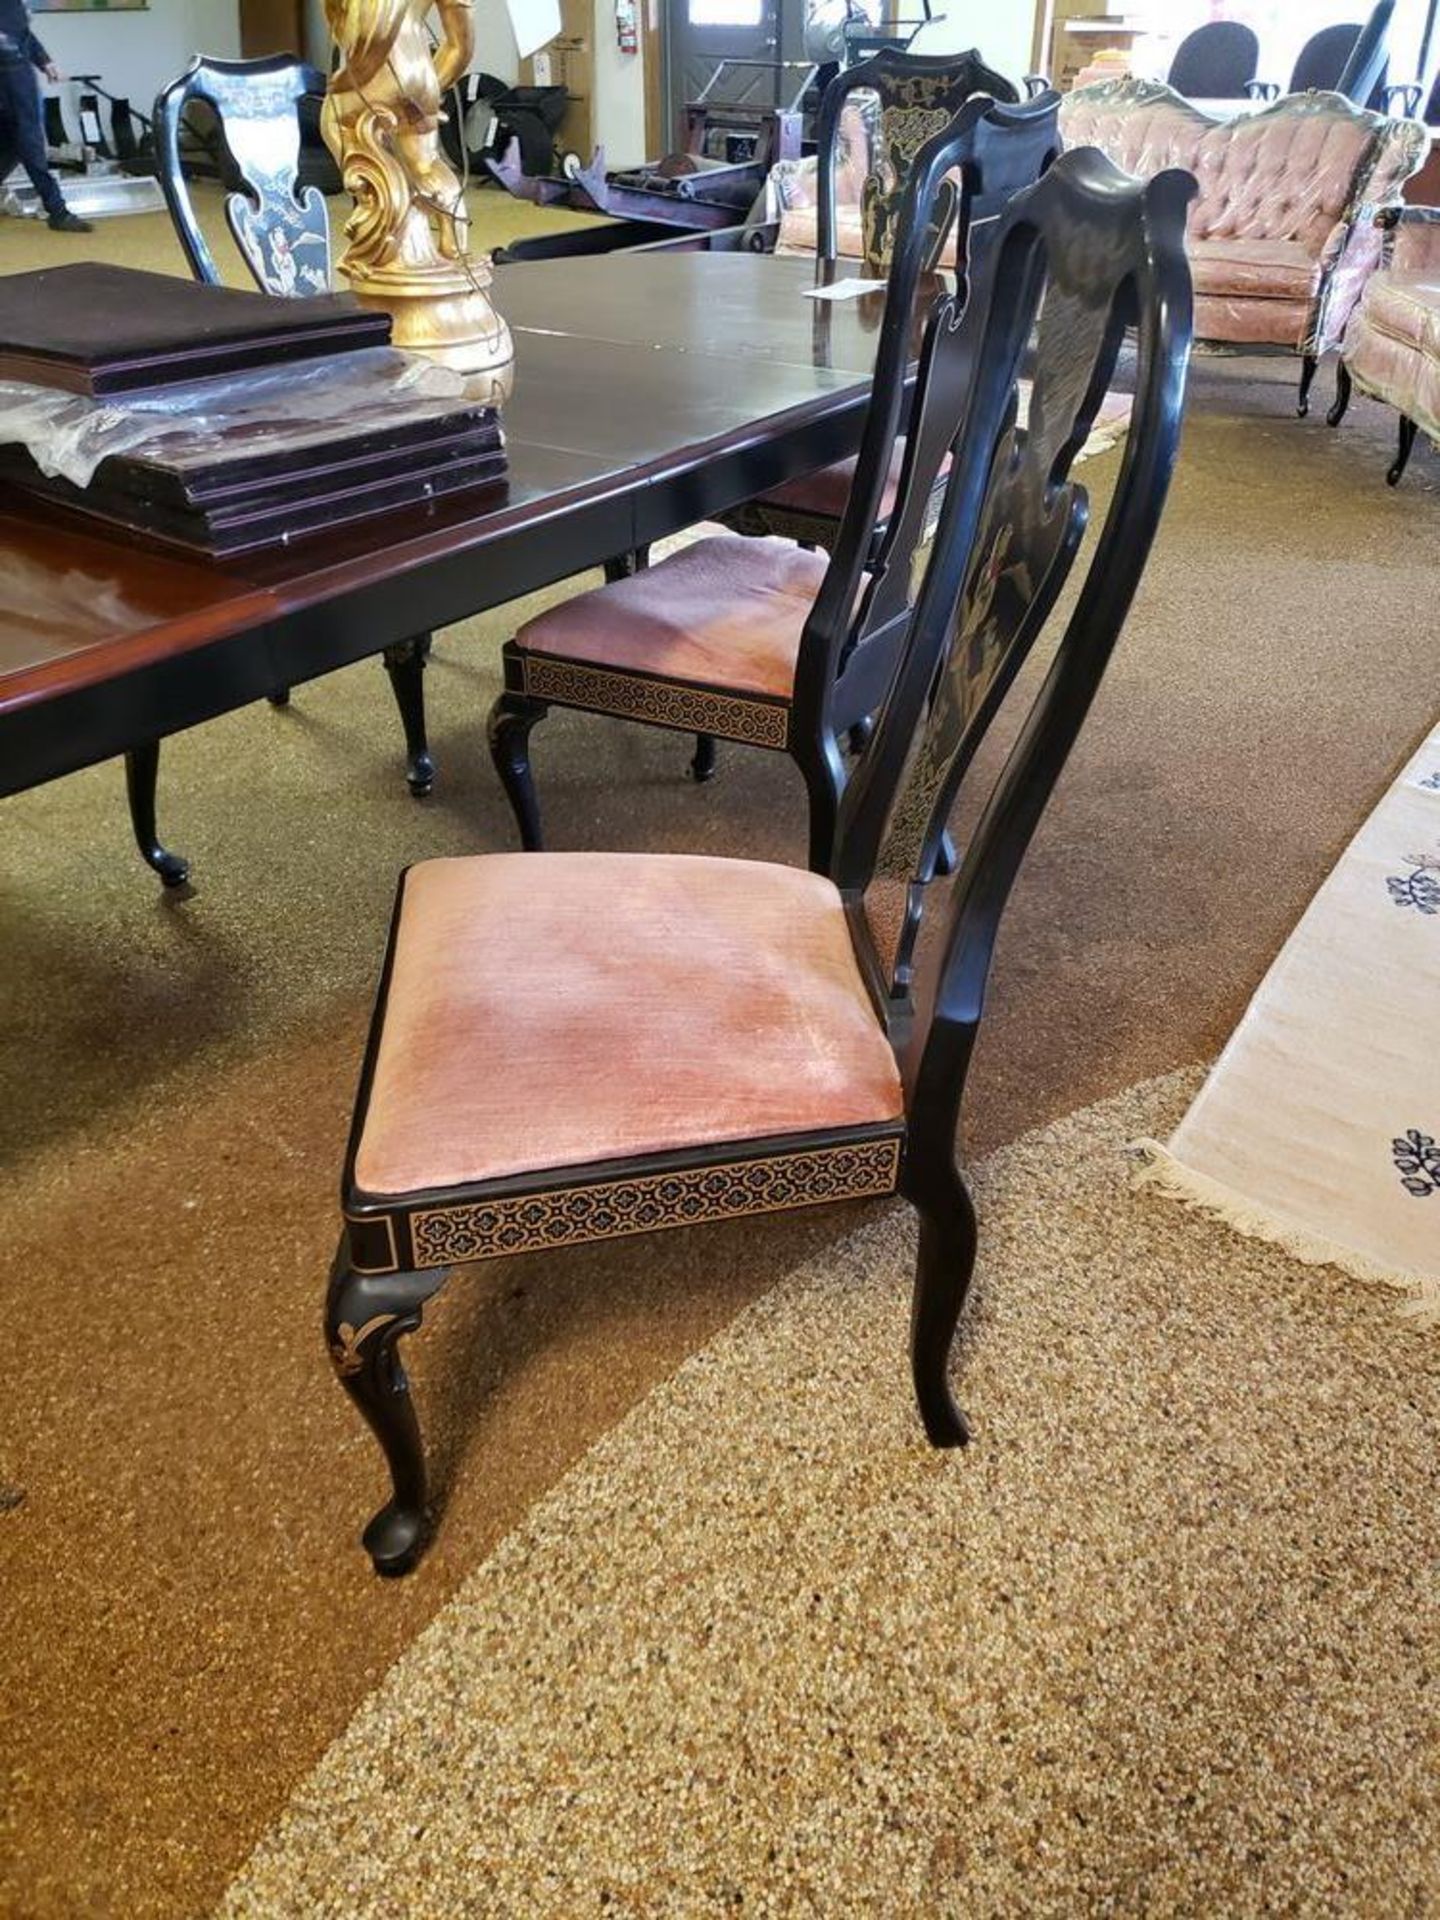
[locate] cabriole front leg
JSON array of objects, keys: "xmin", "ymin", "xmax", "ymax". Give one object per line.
[
  {"xmin": 383, "ymin": 635, "xmax": 435, "ymax": 797},
  {"xmin": 1387, "ymin": 415, "xmax": 1418, "ymax": 487},
  {"xmin": 1326, "ymin": 360, "xmax": 1352, "ymax": 427},
  {"xmin": 487, "ymin": 691, "xmax": 550, "ymax": 849},
  {"xmin": 123, "ymin": 741, "xmax": 189, "ymax": 889},
  {"xmin": 326, "ymin": 1248, "xmax": 451, "ymax": 1575}
]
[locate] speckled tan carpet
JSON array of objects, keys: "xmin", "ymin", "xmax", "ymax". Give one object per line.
[
  {"xmin": 3, "ymin": 194, "xmax": 1440, "ymax": 1920},
  {"xmin": 220, "ymin": 1069, "xmax": 1440, "ymax": 1917}
]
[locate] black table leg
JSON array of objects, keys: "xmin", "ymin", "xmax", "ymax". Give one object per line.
[{"xmin": 123, "ymin": 741, "xmax": 189, "ymax": 888}]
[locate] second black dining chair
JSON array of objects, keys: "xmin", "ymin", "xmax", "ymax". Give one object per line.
[
  {"xmin": 725, "ymin": 43, "xmax": 1020, "ymax": 555},
  {"xmin": 487, "ymin": 87, "xmax": 1062, "ymax": 872},
  {"xmin": 153, "ymin": 55, "xmax": 437, "ymax": 804}
]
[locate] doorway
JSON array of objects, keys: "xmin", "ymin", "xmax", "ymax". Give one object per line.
[
  {"xmin": 665, "ymin": 0, "xmax": 808, "ymax": 156},
  {"xmin": 240, "ymin": 0, "xmax": 305, "ymax": 59}
]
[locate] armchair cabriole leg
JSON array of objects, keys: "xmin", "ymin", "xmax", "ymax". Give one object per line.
[
  {"xmin": 487, "ymin": 691, "xmax": 549, "ymax": 849},
  {"xmin": 123, "ymin": 741, "xmax": 189, "ymax": 888},
  {"xmin": 1387, "ymin": 415, "xmax": 1417, "ymax": 487},
  {"xmin": 326, "ymin": 1247, "xmax": 451, "ymax": 1576},
  {"xmin": 1326, "ymin": 360, "xmax": 1352, "ymax": 427},
  {"xmin": 383, "ymin": 635, "xmax": 435, "ymax": 797},
  {"xmin": 904, "ymin": 1166, "xmax": 977, "ymax": 1449},
  {"xmin": 1296, "ymin": 354, "xmax": 1319, "ymax": 418},
  {"xmin": 689, "ymin": 733, "xmax": 718, "ymax": 782}
]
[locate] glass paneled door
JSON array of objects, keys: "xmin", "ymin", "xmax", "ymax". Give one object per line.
[{"xmin": 665, "ymin": 0, "xmax": 792, "ymax": 158}]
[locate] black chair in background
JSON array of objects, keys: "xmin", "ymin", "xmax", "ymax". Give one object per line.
[
  {"xmin": 1249, "ymin": 1, "xmax": 1395, "ymax": 107},
  {"xmin": 723, "ymin": 43, "xmax": 1019, "ymax": 556},
  {"xmin": 133, "ymin": 56, "xmax": 435, "ymax": 886},
  {"xmin": 487, "ymin": 90, "xmax": 1061, "ymax": 869},
  {"xmin": 324, "ymin": 143, "xmax": 1197, "ymax": 1575},
  {"xmin": 1167, "ymin": 21, "xmax": 1259, "ymax": 98}
]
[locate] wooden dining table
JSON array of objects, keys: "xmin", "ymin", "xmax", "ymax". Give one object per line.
[{"xmin": 0, "ymin": 252, "xmax": 895, "ymax": 839}]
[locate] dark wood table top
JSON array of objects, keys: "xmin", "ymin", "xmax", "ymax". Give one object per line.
[{"xmin": 1, "ymin": 253, "xmax": 892, "ymax": 754}]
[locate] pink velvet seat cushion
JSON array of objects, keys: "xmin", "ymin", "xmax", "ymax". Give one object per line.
[
  {"xmin": 757, "ymin": 440, "xmax": 908, "ymax": 519},
  {"xmin": 513, "ymin": 535, "xmax": 829, "ymax": 699},
  {"xmin": 1189, "ymin": 237, "xmax": 1321, "ymax": 302},
  {"xmin": 354, "ymin": 853, "xmax": 905, "ymax": 1197}
]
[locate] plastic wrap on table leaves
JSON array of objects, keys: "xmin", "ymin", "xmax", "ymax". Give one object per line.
[{"xmin": 0, "ymin": 348, "xmax": 488, "ymax": 491}]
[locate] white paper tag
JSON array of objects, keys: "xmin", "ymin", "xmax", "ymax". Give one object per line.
[{"xmin": 803, "ymin": 277, "xmax": 888, "ymax": 301}]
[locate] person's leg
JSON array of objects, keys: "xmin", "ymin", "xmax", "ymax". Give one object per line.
[
  {"xmin": 0, "ymin": 63, "xmax": 84, "ymax": 226},
  {"xmin": 0, "ymin": 66, "xmax": 20, "ymax": 198}
]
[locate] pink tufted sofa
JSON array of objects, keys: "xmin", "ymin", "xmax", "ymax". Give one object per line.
[
  {"xmin": 1331, "ymin": 207, "xmax": 1440, "ymax": 482},
  {"xmin": 1059, "ymin": 77, "xmax": 1427, "ymax": 412}
]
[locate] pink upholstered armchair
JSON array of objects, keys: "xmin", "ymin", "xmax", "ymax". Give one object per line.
[
  {"xmin": 1329, "ymin": 206, "xmax": 1440, "ymax": 483},
  {"xmin": 1059, "ymin": 78, "xmax": 1426, "ymax": 413}
]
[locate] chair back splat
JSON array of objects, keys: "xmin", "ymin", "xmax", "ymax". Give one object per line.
[
  {"xmin": 791, "ymin": 91, "xmax": 1061, "ymax": 861},
  {"xmin": 813, "ymin": 44, "xmax": 1018, "ymax": 275},
  {"xmin": 834, "ymin": 149, "xmax": 1196, "ymax": 1165},
  {"xmin": 153, "ymin": 54, "xmax": 331, "ymax": 295}
]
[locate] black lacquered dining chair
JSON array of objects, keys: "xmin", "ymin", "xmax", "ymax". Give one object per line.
[
  {"xmin": 725, "ymin": 44, "xmax": 1022, "ymax": 556},
  {"xmin": 130, "ymin": 56, "xmax": 435, "ymax": 887},
  {"xmin": 486, "ymin": 90, "xmax": 1061, "ymax": 869},
  {"xmin": 324, "ymin": 145, "xmax": 1197, "ymax": 1574}
]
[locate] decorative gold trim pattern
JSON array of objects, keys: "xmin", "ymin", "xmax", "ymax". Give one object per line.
[
  {"xmin": 406, "ymin": 1138, "xmax": 902, "ymax": 1268},
  {"xmin": 345, "ymin": 1211, "xmax": 399, "ymax": 1275},
  {"xmin": 329, "ymin": 1313, "xmax": 398, "ymax": 1377},
  {"xmin": 719, "ymin": 500, "xmax": 843, "ymax": 551},
  {"xmin": 520, "ymin": 653, "xmax": 791, "ymax": 749}
]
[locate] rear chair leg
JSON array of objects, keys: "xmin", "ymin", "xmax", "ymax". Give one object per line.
[
  {"xmin": 487, "ymin": 691, "xmax": 549, "ymax": 849},
  {"xmin": 689, "ymin": 734, "xmax": 718, "ymax": 782},
  {"xmin": 1297, "ymin": 354, "xmax": 1319, "ymax": 418},
  {"xmin": 123, "ymin": 741, "xmax": 189, "ymax": 889},
  {"xmin": 905, "ymin": 1167, "xmax": 977, "ymax": 1448},
  {"xmin": 326, "ymin": 1247, "xmax": 451, "ymax": 1576},
  {"xmin": 603, "ymin": 545, "xmax": 651, "ymax": 582},
  {"xmin": 1387, "ymin": 415, "xmax": 1418, "ymax": 487},
  {"xmin": 1326, "ymin": 360, "xmax": 1352, "ymax": 427},
  {"xmin": 383, "ymin": 635, "xmax": 435, "ymax": 797}
]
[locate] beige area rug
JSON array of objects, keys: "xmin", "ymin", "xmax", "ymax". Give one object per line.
[
  {"xmin": 221, "ymin": 1070, "xmax": 1440, "ymax": 1918},
  {"xmin": 1134, "ymin": 719, "xmax": 1440, "ymax": 1315}
]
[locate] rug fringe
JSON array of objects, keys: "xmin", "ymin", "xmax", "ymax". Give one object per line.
[{"xmin": 1126, "ymin": 1139, "xmax": 1440, "ymax": 1326}]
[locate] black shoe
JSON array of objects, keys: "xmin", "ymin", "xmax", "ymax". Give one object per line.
[{"xmin": 48, "ymin": 210, "xmax": 93, "ymax": 233}]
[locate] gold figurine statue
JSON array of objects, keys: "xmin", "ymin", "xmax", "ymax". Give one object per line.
[{"xmin": 322, "ymin": 0, "xmax": 513, "ymax": 373}]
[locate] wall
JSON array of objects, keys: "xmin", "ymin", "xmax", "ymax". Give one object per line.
[
  {"xmin": 911, "ymin": 1, "xmax": 1041, "ymax": 86},
  {"xmin": 36, "ymin": 0, "xmax": 240, "ymax": 109},
  {"xmin": 591, "ymin": 3, "xmax": 645, "ymax": 164}
]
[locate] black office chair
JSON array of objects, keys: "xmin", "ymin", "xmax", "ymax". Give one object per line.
[
  {"xmin": 1249, "ymin": 2, "xmax": 1394, "ymax": 108},
  {"xmin": 1167, "ymin": 21, "xmax": 1259, "ymax": 99},
  {"xmin": 1335, "ymin": 0, "xmax": 1396, "ymax": 105}
]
